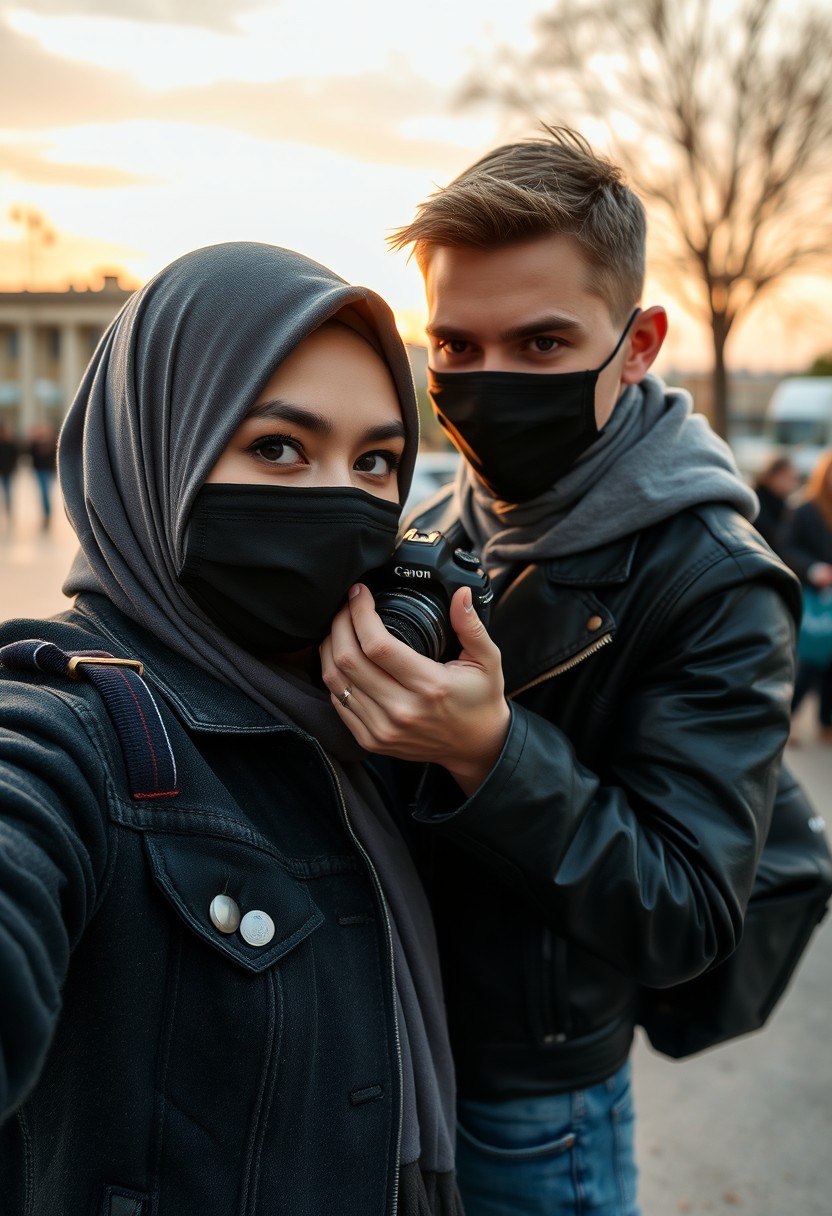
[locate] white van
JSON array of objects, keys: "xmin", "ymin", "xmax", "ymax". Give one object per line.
[{"xmin": 732, "ymin": 377, "xmax": 832, "ymax": 481}]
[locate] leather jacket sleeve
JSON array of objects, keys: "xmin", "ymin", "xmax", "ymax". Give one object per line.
[
  {"xmin": 0, "ymin": 680, "xmax": 110, "ymax": 1118},
  {"xmin": 413, "ymin": 576, "xmax": 796, "ymax": 990}
]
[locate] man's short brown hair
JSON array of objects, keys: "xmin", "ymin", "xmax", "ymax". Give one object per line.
[{"xmin": 388, "ymin": 126, "xmax": 646, "ymax": 324}]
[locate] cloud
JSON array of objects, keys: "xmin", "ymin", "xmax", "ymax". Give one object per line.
[
  {"xmin": 7, "ymin": 0, "xmax": 260, "ymax": 32},
  {"xmin": 0, "ymin": 139, "xmax": 154, "ymax": 186},
  {"xmin": 0, "ymin": 20, "xmax": 146, "ymax": 128},
  {"xmin": 0, "ymin": 16, "xmax": 490, "ymax": 176},
  {"xmin": 140, "ymin": 74, "xmax": 482, "ymax": 174},
  {"xmin": 5, "ymin": 4, "xmax": 394, "ymax": 90}
]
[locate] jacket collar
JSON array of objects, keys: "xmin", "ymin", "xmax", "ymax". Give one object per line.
[
  {"xmin": 414, "ymin": 490, "xmax": 639, "ymax": 695},
  {"xmin": 492, "ymin": 563, "xmax": 619, "ymax": 698},
  {"xmin": 71, "ymin": 594, "xmax": 286, "ymax": 734},
  {"xmin": 491, "ymin": 537, "xmax": 639, "ymax": 696},
  {"xmin": 541, "ymin": 532, "xmax": 639, "ymax": 587}
]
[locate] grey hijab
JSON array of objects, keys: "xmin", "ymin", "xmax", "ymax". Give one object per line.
[
  {"xmin": 58, "ymin": 242, "xmax": 455, "ymax": 1180},
  {"xmin": 60, "ymin": 240, "xmax": 418, "ymax": 753},
  {"xmin": 458, "ymin": 372, "xmax": 759, "ymax": 570}
]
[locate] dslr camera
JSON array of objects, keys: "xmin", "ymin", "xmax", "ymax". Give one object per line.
[{"xmin": 365, "ymin": 528, "xmax": 493, "ymax": 662}]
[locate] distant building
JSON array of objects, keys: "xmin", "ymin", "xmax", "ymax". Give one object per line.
[{"xmin": 0, "ymin": 277, "xmax": 134, "ymax": 435}]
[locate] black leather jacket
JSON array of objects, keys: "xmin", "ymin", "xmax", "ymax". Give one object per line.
[{"xmin": 408, "ymin": 491, "xmax": 802, "ymax": 1099}]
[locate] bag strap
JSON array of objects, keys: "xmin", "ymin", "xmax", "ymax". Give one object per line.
[{"xmin": 0, "ymin": 639, "xmax": 179, "ymax": 801}]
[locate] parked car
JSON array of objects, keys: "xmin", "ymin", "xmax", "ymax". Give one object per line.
[
  {"xmin": 404, "ymin": 448, "xmax": 460, "ymax": 514},
  {"xmin": 732, "ymin": 377, "xmax": 832, "ymax": 481}
]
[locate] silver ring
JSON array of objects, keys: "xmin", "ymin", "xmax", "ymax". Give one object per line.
[{"xmin": 339, "ymin": 687, "xmax": 352, "ymax": 708}]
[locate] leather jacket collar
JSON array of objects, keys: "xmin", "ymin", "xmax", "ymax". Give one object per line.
[{"xmin": 410, "ymin": 489, "xmax": 637, "ymax": 697}]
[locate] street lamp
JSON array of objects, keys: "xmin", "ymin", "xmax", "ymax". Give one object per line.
[{"xmin": 9, "ymin": 206, "xmax": 56, "ymax": 288}]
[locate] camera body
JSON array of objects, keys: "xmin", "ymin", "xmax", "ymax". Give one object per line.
[{"xmin": 365, "ymin": 528, "xmax": 493, "ymax": 661}]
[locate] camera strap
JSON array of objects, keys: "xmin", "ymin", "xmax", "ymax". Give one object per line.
[{"xmin": 0, "ymin": 638, "xmax": 179, "ymax": 800}]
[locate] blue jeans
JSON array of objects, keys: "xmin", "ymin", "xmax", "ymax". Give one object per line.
[
  {"xmin": 34, "ymin": 467, "xmax": 55, "ymax": 525},
  {"xmin": 455, "ymin": 1061, "xmax": 640, "ymax": 1215}
]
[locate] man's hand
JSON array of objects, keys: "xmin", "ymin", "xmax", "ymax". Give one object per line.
[{"xmin": 320, "ymin": 583, "xmax": 511, "ymax": 797}]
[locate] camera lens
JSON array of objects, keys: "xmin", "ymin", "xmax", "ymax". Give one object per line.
[{"xmin": 373, "ymin": 588, "xmax": 449, "ymax": 661}]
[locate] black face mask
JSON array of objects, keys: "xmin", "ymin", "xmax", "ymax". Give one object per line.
[
  {"xmin": 427, "ymin": 309, "xmax": 640, "ymax": 503},
  {"xmin": 178, "ymin": 483, "xmax": 400, "ymax": 653}
]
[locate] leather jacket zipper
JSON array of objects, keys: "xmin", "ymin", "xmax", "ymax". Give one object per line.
[
  {"xmin": 508, "ymin": 632, "xmax": 613, "ymax": 698},
  {"xmin": 314, "ymin": 743, "xmax": 403, "ymax": 1216}
]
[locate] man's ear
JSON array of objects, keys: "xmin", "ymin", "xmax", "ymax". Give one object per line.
[{"xmin": 621, "ymin": 306, "xmax": 667, "ymax": 384}]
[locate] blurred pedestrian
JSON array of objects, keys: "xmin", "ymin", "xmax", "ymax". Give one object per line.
[
  {"xmin": 27, "ymin": 421, "xmax": 58, "ymax": 530},
  {"xmin": 0, "ymin": 422, "xmax": 18, "ymax": 526},
  {"xmin": 783, "ymin": 449, "xmax": 832, "ymax": 741},
  {"xmin": 753, "ymin": 453, "xmax": 798, "ymax": 558}
]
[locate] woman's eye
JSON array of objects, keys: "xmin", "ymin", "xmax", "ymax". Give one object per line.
[
  {"xmin": 354, "ymin": 450, "xmax": 401, "ymax": 477},
  {"xmin": 250, "ymin": 435, "xmax": 304, "ymax": 466}
]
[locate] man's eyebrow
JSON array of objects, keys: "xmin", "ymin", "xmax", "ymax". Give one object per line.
[
  {"xmin": 425, "ymin": 322, "xmax": 476, "ymax": 341},
  {"xmin": 244, "ymin": 399, "xmax": 406, "ymax": 444},
  {"xmin": 426, "ymin": 315, "xmax": 586, "ymax": 342},
  {"xmin": 500, "ymin": 315, "xmax": 585, "ymax": 342}
]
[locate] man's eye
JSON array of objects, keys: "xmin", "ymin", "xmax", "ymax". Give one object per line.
[
  {"xmin": 436, "ymin": 339, "xmax": 470, "ymax": 356},
  {"xmin": 250, "ymin": 435, "xmax": 304, "ymax": 465},
  {"xmin": 354, "ymin": 450, "xmax": 401, "ymax": 476},
  {"xmin": 531, "ymin": 337, "xmax": 559, "ymax": 353}
]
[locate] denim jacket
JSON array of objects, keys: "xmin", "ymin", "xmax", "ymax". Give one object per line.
[{"xmin": 0, "ymin": 594, "xmax": 402, "ymax": 1215}]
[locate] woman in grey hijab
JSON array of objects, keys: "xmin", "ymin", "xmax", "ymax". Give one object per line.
[{"xmin": 0, "ymin": 242, "xmax": 461, "ymax": 1216}]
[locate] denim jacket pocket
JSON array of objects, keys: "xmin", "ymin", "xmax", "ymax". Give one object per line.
[{"xmin": 144, "ymin": 832, "xmax": 324, "ymax": 972}]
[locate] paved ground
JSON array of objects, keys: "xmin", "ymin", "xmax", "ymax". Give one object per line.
[
  {"xmin": 2, "ymin": 466, "xmax": 831, "ymax": 1212},
  {"xmin": 1, "ymin": 466, "xmax": 78, "ymax": 621}
]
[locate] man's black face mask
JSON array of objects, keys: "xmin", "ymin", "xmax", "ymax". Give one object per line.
[
  {"xmin": 427, "ymin": 309, "xmax": 640, "ymax": 503},
  {"xmin": 178, "ymin": 483, "xmax": 400, "ymax": 654}
]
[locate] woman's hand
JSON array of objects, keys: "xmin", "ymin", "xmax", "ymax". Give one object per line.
[{"xmin": 320, "ymin": 583, "xmax": 510, "ymax": 797}]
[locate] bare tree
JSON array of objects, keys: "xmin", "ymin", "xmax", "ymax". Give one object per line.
[{"xmin": 463, "ymin": 0, "xmax": 832, "ymax": 437}]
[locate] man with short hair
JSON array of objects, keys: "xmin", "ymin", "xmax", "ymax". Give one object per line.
[{"xmin": 321, "ymin": 127, "xmax": 800, "ymax": 1215}]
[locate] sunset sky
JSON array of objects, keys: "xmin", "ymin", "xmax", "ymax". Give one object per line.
[{"xmin": 1, "ymin": 0, "xmax": 830, "ymax": 373}]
